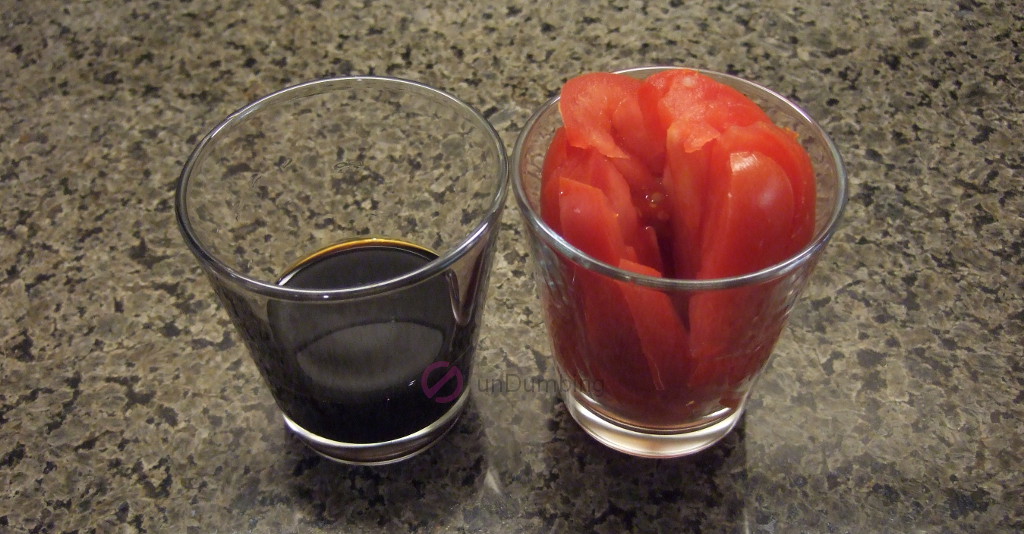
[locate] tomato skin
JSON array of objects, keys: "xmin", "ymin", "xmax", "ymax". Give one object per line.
[
  {"xmin": 687, "ymin": 151, "xmax": 795, "ymax": 394},
  {"xmin": 699, "ymin": 150, "xmax": 795, "ymax": 278},
  {"xmin": 712, "ymin": 122, "xmax": 817, "ymax": 250}
]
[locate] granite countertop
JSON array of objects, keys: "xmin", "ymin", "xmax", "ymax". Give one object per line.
[{"xmin": 2, "ymin": 1, "xmax": 1021, "ymax": 532}]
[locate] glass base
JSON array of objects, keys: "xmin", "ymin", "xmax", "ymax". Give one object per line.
[
  {"xmin": 283, "ymin": 392, "xmax": 469, "ymax": 465},
  {"xmin": 563, "ymin": 390, "xmax": 744, "ymax": 458}
]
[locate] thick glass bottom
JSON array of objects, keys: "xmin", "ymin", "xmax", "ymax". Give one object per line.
[
  {"xmin": 283, "ymin": 391, "xmax": 469, "ymax": 465},
  {"xmin": 563, "ymin": 390, "xmax": 744, "ymax": 458}
]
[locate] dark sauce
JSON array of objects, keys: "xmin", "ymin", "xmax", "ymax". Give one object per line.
[{"xmin": 259, "ymin": 239, "xmax": 470, "ymax": 444}]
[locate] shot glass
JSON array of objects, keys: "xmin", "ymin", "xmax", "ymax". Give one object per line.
[
  {"xmin": 176, "ymin": 77, "xmax": 508, "ymax": 465},
  {"xmin": 511, "ymin": 67, "xmax": 847, "ymax": 457}
]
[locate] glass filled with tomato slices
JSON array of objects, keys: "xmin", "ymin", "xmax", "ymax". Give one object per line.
[{"xmin": 512, "ymin": 66, "xmax": 847, "ymax": 457}]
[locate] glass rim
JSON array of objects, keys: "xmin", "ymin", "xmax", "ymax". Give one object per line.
[
  {"xmin": 176, "ymin": 76, "xmax": 510, "ymax": 302},
  {"xmin": 511, "ymin": 65, "xmax": 848, "ymax": 291}
]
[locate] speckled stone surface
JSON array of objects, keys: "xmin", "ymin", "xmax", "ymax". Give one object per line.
[{"xmin": 1, "ymin": 1, "xmax": 1021, "ymax": 532}]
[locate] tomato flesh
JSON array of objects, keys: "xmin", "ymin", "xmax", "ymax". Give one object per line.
[
  {"xmin": 559, "ymin": 73, "xmax": 643, "ymax": 159},
  {"xmin": 557, "ymin": 178, "xmax": 627, "ymax": 265},
  {"xmin": 640, "ymin": 69, "xmax": 770, "ymax": 153}
]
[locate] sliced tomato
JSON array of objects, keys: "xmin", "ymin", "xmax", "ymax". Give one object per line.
[
  {"xmin": 640, "ymin": 69, "xmax": 770, "ymax": 153},
  {"xmin": 540, "ymin": 175, "xmax": 563, "ymax": 234},
  {"xmin": 541, "ymin": 128, "xmax": 585, "ymax": 233},
  {"xmin": 557, "ymin": 178, "xmax": 627, "ymax": 265},
  {"xmin": 687, "ymin": 151, "xmax": 795, "ymax": 394},
  {"xmin": 543, "ymin": 265, "xmax": 652, "ymax": 411},
  {"xmin": 610, "ymin": 156, "xmax": 671, "ymax": 245},
  {"xmin": 609, "ymin": 153, "xmax": 660, "ymax": 199},
  {"xmin": 644, "ymin": 70, "xmax": 772, "ymax": 280},
  {"xmin": 616, "ymin": 259, "xmax": 691, "ymax": 391},
  {"xmin": 637, "ymin": 225, "xmax": 665, "ymax": 274},
  {"xmin": 699, "ymin": 151, "xmax": 795, "ymax": 278},
  {"xmin": 542, "ymin": 127, "xmax": 582, "ymax": 184},
  {"xmin": 559, "ymin": 73, "xmax": 643, "ymax": 159},
  {"xmin": 687, "ymin": 287, "xmax": 785, "ymax": 396},
  {"xmin": 713, "ymin": 122, "xmax": 817, "ymax": 250},
  {"xmin": 611, "ymin": 90, "xmax": 665, "ymax": 173},
  {"xmin": 583, "ymin": 151, "xmax": 638, "ymax": 238},
  {"xmin": 663, "ymin": 127, "xmax": 713, "ymax": 280},
  {"xmin": 540, "ymin": 70, "xmax": 820, "ymax": 423},
  {"xmin": 577, "ymin": 268, "xmax": 657, "ymax": 402},
  {"xmin": 577, "ymin": 151, "xmax": 666, "ymax": 271}
]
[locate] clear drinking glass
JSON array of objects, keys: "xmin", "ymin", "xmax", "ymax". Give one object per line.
[
  {"xmin": 176, "ymin": 77, "xmax": 508, "ymax": 465},
  {"xmin": 511, "ymin": 67, "xmax": 847, "ymax": 457}
]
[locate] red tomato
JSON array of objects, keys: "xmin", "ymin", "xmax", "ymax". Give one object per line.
[
  {"xmin": 616, "ymin": 259, "xmax": 691, "ymax": 391},
  {"xmin": 609, "ymin": 152, "xmax": 661, "ymax": 200},
  {"xmin": 713, "ymin": 122, "xmax": 817, "ymax": 250},
  {"xmin": 639, "ymin": 69, "xmax": 770, "ymax": 153},
  {"xmin": 541, "ymin": 128, "xmax": 591, "ymax": 234},
  {"xmin": 647, "ymin": 70, "xmax": 773, "ymax": 280},
  {"xmin": 687, "ymin": 151, "xmax": 794, "ymax": 394},
  {"xmin": 611, "ymin": 90, "xmax": 665, "ymax": 173},
  {"xmin": 539, "ymin": 70, "xmax": 819, "ymax": 421},
  {"xmin": 638, "ymin": 225, "xmax": 665, "ymax": 274},
  {"xmin": 578, "ymin": 152, "xmax": 665, "ymax": 271},
  {"xmin": 559, "ymin": 73, "xmax": 643, "ymax": 159},
  {"xmin": 582, "ymin": 151, "xmax": 638, "ymax": 237},
  {"xmin": 557, "ymin": 178, "xmax": 627, "ymax": 265},
  {"xmin": 609, "ymin": 155, "xmax": 671, "ymax": 249},
  {"xmin": 540, "ymin": 175, "xmax": 563, "ymax": 234},
  {"xmin": 699, "ymin": 151, "xmax": 795, "ymax": 278},
  {"xmin": 663, "ymin": 128, "xmax": 713, "ymax": 280},
  {"xmin": 576, "ymin": 268, "xmax": 658, "ymax": 404},
  {"xmin": 687, "ymin": 285, "xmax": 785, "ymax": 396},
  {"xmin": 542, "ymin": 127, "xmax": 581, "ymax": 184}
]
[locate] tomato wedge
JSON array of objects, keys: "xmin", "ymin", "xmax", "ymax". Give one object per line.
[
  {"xmin": 576, "ymin": 268, "xmax": 657, "ymax": 404},
  {"xmin": 611, "ymin": 89, "xmax": 665, "ymax": 174},
  {"xmin": 699, "ymin": 151, "xmax": 795, "ymax": 278},
  {"xmin": 713, "ymin": 122, "xmax": 817, "ymax": 250},
  {"xmin": 639, "ymin": 69, "xmax": 770, "ymax": 153},
  {"xmin": 560, "ymin": 73, "xmax": 643, "ymax": 159},
  {"xmin": 541, "ymin": 128, "xmax": 580, "ymax": 233},
  {"xmin": 557, "ymin": 178, "xmax": 627, "ymax": 265},
  {"xmin": 688, "ymin": 151, "xmax": 794, "ymax": 392},
  {"xmin": 616, "ymin": 259, "xmax": 691, "ymax": 391},
  {"xmin": 687, "ymin": 283, "xmax": 785, "ymax": 397},
  {"xmin": 663, "ymin": 129, "xmax": 713, "ymax": 280},
  {"xmin": 649, "ymin": 70, "xmax": 775, "ymax": 280},
  {"xmin": 578, "ymin": 152, "xmax": 664, "ymax": 271}
]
